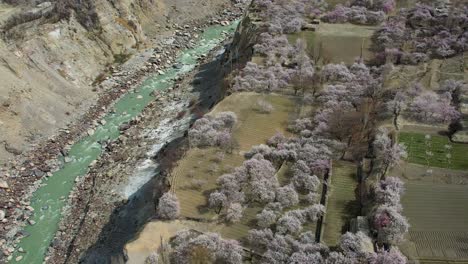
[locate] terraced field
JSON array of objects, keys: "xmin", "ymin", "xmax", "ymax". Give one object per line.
[
  {"xmin": 400, "ymin": 181, "xmax": 468, "ymax": 262},
  {"xmin": 399, "ymin": 132, "xmax": 468, "ymax": 170},
  {"xmin": 321, "ymin": 161, "xmax": 359, "ymax": 246}
]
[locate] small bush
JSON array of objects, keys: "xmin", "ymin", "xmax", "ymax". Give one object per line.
[{"xmin": 256, "ymin": 99, "xmax": 274, "ymax": 114}]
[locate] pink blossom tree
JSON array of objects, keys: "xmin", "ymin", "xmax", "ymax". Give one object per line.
[
  {"xmin": 171, "ymin": 231, "xmax": 243, "ymax": 264},
  {"xmin": 304, "ymin": 204, "xmax": 326, "ymax": 221},
  {"xmin": 373, "ymin": 177, "xmax": 405, "ymax": 207},
  {"xmin": 225, "ymin": 203, "xmax": 244, "ymax": 223},
  {"xmin": 276, "ymin": 214, "xmax": 303, "ymax": 235},
  {"xmin": 373, "ymin": 128, "xmax": 407, "ymax": 176},
  {"xmin": 386, "ymin": 91, "xmax": 407, "ymax": 130},
  {"xmin": 275, "ymin": 184, "xmax": 300, "ymax": 208},
  {"xmin": 372, "ymin": 205, "xmax": 410, "ymax": 245},
  {"xmin": 247, "ymin": 228, "xmax": 274, "ymax": 251},
  {"xmin": 339, "ymin": 231, "xmax": 372, "ymax": 258},
  {"xmin": 157, "ymin": 192, "xmax": 180, "ymax": 220},
  {"xmin": 189, "ymin": 112, "xmax": 238, "ymax": 148},
  {"xmin": 209, "ymin": 191, "xmax": 227, "ymax": 214},
  {"xmin": 256, "ymin": 208, "xmax": 278, "ymax": 228},
  {"xmin": 408, "ymin": 91, "xmax": 460, "ymax": 124},
  {"xmin": 368, "ymin": 248, "xmax": 407, "ymax": 264},
  {"xmin": 326, "ymin": 252, "xmax": 356, "ymax": 264}
]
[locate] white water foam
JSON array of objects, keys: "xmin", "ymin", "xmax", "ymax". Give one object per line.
[{"xmin": 121, "ymin": 101, "xmax": 192, "ymax": 198}]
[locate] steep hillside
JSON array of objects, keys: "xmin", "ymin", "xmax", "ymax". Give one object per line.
[{"xmin": 0, "ymin": 0, "xmax": 232, "ymax": 162}]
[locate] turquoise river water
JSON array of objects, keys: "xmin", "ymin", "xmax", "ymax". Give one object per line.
[{"xmin": 11, "ymin": 21, "xmax": 238, "ymax": 264}]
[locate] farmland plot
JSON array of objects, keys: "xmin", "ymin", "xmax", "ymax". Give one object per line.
[
  {"xmin": 289, "ymin": 23, "xmax": 376, "ymax": 65},
  {"xmin": 400, "ymin": 181, "xmax": 468, "ymax": 263},
  {"xmin": 321, "ymin": 161, "xmax": 359, "ymax": 246},
  {"xmin": 171, "ymin": 92, "xmax": 298, "ymax": 241},
  {"xmin": 399, "ymin": 132, "xmax": 468, "ymax": 170}
]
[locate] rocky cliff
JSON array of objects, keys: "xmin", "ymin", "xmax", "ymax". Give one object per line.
[{"xmin": 0, "ymin": 0, "xmax": 231, "ymax": 162}]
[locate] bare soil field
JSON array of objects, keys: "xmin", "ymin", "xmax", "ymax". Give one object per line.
[{"xmin": 125, "ymin": 220, "xmax": 222, "ymax": 264}]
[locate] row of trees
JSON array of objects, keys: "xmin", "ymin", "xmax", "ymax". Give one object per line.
[
  {"xmin": 234, "ymin": 34, "xmax": 314, "ymax": 95},
  {"xmin": 255, "ymin": 0, "xmax": 328, "ymax": 34},
  {"xmin": 148, "ymin": 229, "xmax": 406, "ymax": 264},
  {"xmin": 322, "ymin": 0, "xmax": 395, "ymax": 25},
  {"xmin": 386, "ymin": 81, "xmax": 462, "ymax": 127},
  {"xmin": 370, "ymin": 176, "xmax": 409, "ymax": 246},
  {"xmin": 322, "ymin": 5, "xmax": 386, "ymax": 25},
  {"xmin": 374, "ymin": 2, "xmax": 468, "ymax": 64},
  {"xmin": 247, "ymin": 228, "xmax": 406, "ymax": 263}
]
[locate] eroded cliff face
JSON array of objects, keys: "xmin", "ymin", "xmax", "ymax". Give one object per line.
[{"xmin": 0, "ymin": 0, "xmax": 231, "ymax": 162}]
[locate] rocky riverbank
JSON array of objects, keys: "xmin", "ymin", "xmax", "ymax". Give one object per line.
[
  {"xmin": 0, "ymin": 4, "xmax": 244, "ymax": 262},
  {"xmin": 46, "ymin": 27, "xmax": 239, "ymax": 263}
]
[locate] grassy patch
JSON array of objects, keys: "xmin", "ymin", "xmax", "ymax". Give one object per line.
[
  {"xmin": 172, "ymin": 92, "xmax": 298, "ymax": 242},
  {"xmin": 288, "ymin": 23, "xmax": 376, "ymax": 64},
  {"xmin": 322, "ymin": 161, "xmax": 359, "ymax": 246},
  {"xmin": 211, "ymin": 92, "xmax": 296, "ymax": 151},
  {"xmin": 399, "ymin": 132, "xmax": 468, "ymax": 170},
  {"xmin": 173, "ymin": 148, "xmax": 244, "ymax": 219}
]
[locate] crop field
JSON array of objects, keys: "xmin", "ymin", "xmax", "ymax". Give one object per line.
[
  {"xmin": 399, "ymin": 132, "xmax": 468, "ymax": 170},
  {"xmin": 400, "ymin": 181, "xmax": 468, "ymax": 262},
  {"xmin": 288, "ymin": 23, "xmax": 376, "ymax": 65},
  {"xmin": 321, "ymin": 161, "xmax": 359, "ymax": 246}
]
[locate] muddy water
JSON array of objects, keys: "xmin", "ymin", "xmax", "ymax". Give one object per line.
[{"xmin": 11, "ymin": 21, "xmax": 239, "ymax": 264}]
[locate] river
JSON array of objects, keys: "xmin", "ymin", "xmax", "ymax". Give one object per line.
[{"xmin": 11, "ymin": 21, "xmax": 239, "ymax": 264}]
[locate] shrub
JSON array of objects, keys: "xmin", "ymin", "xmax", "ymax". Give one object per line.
[
  {"xmin": 256, "ymin": 99, "xmax": 274, "ymax": 114},
  {"xmin": 186, "ymin": 179, "xmax": 207, "ymax": 191}
]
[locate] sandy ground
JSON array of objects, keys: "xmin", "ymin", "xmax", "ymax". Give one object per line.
[{"xmin": 125, "ymin": 220, "xmax": 222, "ymax": 264}]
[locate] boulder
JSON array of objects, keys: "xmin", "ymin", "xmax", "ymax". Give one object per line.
[{"xmin": 0, "ymin": 180, "xmax": 8, "ymax": 189}]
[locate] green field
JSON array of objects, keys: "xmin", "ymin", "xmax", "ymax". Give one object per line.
[
  {"xmin": 321, "ymin": 161, "xmax": 359, "ymax": 246},
  {"xmin": 400, "ymin": 181, "xmax": 468, "ymax": 262},
  {"xmin": 399, "ymin": 132, "xmax": 468, "ymax": 170}
]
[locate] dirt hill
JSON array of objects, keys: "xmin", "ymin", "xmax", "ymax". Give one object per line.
[{"xmin": 0, "ymin": 0, "xmax": 232, "ymax": 162}]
